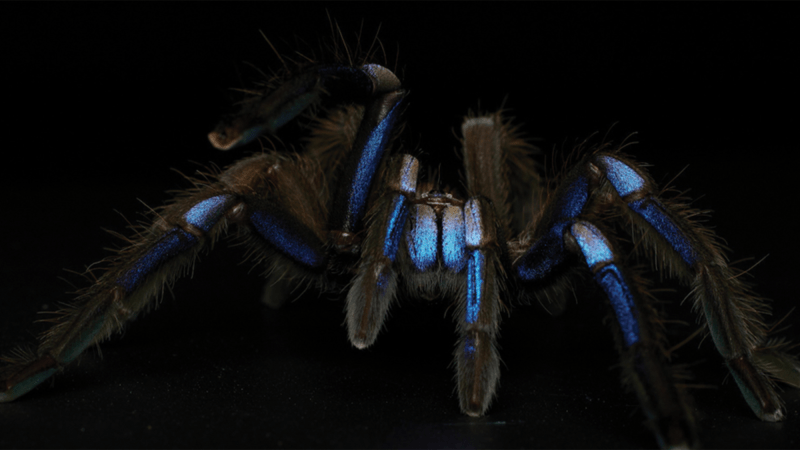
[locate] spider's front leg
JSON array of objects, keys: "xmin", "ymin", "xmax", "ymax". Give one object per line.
[
  {"xmin": 454, "ymin": 115, "xmax": 527, "ymax": 416},
  {"xmin": 346, "ymin": 154, "xmax": 419, "ymax": 348}
]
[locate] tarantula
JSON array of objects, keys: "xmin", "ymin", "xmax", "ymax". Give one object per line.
[{"xmin": 2, "ymin": 39, "xmax": 799, "ymax": 449}]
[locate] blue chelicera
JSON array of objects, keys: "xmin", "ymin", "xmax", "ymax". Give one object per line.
[{"xmin": 2, "ymin": 57, "xmax": 798, "ymax": 449}]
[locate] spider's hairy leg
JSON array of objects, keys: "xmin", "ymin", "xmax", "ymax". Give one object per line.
[
  {"xmin": 567, "ymin": 221, "xmax": 697, "ymax": 449},
  {"xmin": 0, "ymin": 150, "xmax": 331, "ymax": 403},
  {"xmin": 0, "ymin": 186, "xmax": 239, "ymax": 402},
  {"xmin": 222, "ymin": 152, "xmax": 329, "ymax": 274},
  {"xmin": 327, "ymin": 86, "xmax": 406, "ymax": 239},
  {"xmin": 346, "ymin": 155, "xmax": 419, "ymax": 348},
  {"xmin": 457, "ymin": 197, "xmax": 504, "ymax": 416},
  {"xmin": 461, "ymin": 112, "xmax": 543, "ymax": 235},
  {"xmin": 454, "ymin": 115, "xmax": 522, "ymax": 416},
  {"xmin": 211, "ymin": 58, "xmax": 408, "ymax": 251},
  {"xmin": 595, "ymin": 154, "xmax": 800, "ymax": 421},
  {"xmin": 208, "ymin": 63, "xmax": 402, "ymax": 152},
  {"xmin": 514, "ymin": 168, "xmax": 695, "ymax": 448}
]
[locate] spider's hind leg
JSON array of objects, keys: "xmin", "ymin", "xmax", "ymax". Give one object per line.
[
  {"xmin": 596, "ymin": 153, "xmax": 800, "ymax": 421},
  {"xmin": 567, "ymin": 220, "xmax": 698, "ymax": 448},
  {"xmin": 0, "ymin": 185, "xmax": 239, "ymax": 402},
  {"xmin": 0, "ymin": 150, "xmax": 333, "ymax": 402}
]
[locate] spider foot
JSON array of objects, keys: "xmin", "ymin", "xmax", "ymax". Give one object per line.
[
  {"xmin": 0, "ymin": 355, "xmax": 59, "ymax": 402},
  {"xmin": 457, "ymin": 330, "xmax": 500, "ymax": 417}
]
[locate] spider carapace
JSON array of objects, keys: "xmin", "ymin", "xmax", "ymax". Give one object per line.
[{"xmin": 2, "ymin": 45, "xmax": 799, "ymax": 449}]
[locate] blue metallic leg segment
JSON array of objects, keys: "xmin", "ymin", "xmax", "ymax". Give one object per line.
[
  {"xmin": 330, "ymin": 90, "xmax": 407, "ymax": 236},
  {"xmin": 457, "ymin": 198, "xmax": 501, "ymax": 416},
  {"xmin": 569, "ymin": 220, "xmax": 695, "ymax": 447},
  {"xmin": 569, "ymin": 221, "xmax": 640, "ymax": 347},
  {"xmin": 346, "ymin": 155, "xmax": 418, "ymax": 348},
  {"xmin": 515, "ymin": 175, "xmax": 590, "ymax": 281},
  {"xmin": 598, "ymin": 156, "xmax": 698, "ymax": 266},
  {"xmin": 249, "ymin": 209, "xmax": 326, "ymax": 270},
  {"xmin": 1, "ymin": 194, "xmax": 238, "ymax": 402}
]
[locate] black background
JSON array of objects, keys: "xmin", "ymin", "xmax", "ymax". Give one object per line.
[{"xmin": 2, "ymin": 4, "xmax": 798, "ymax": 449}]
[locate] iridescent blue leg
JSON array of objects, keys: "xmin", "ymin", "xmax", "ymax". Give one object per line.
[
  {"xmin": 456, "ymin": 197, "xmax": 502, "ymax": 416},
  {"xmin": 568, "ymin": 220, "xmax": 696, "ymax": 448},
  {"xmin": 346, "ymin": 155, "xmax": 419, "ymax": 348},
  {"xmin": 328, "ymin": 88, "xmax": 407, "ymax": 240},
  {"xmin": 1, "ymin": 193, "xmax": 238, "ymax": 402},
  {"xmin": 514, "ymin": 173, "xmax": 590, "ymax": 282},
  {"xmin": 596, "ymin": 154, "xmax": 798, "ymax": 422}
]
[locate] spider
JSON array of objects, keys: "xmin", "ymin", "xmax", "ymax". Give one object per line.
[{"xmin": 2, "ymin": 36, "xmax": 799, "ymax": 449}]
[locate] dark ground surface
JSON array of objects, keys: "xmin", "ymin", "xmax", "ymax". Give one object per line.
[{"xmin": 2, "ymin": 4, "xmax": 799, "ymax": 449}]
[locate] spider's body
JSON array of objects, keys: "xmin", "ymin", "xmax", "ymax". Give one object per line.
[{"xmin": 2, "ymin": 39, "xmax": 799, "ymax": 449}]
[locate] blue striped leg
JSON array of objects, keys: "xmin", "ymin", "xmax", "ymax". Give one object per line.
[
  {"xmin": 328, "ymin": 89, "xmax": 407, "ymax": 242},
  {"xmin": 511, "ymin": 171, "xmax": 696, "ymax": 447},
  {"xmin": 207, "ymin": 61, "xmax": 407, "ymax": 253},
  {"xmin": 568, "ymin": 221, "xmax": 696, "ymax": 449},
  {"xmin": 0, "ymin": 192, "xmax": 238, "ymax": 402},
  {"xmin": 596, "ymin": 154, "xmax": 800, "ymax": 421},
  {"xmin": 346, "ymin": 155, "xmax": 419, "ymax": 348},
  {"xmin": 457, "ymin": 197, "xmax": 503, "ymax": 416}
]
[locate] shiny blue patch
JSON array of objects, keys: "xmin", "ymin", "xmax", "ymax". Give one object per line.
[
  {"xmin": 463, "ymin": 336, "xmax": 476, "ymax": 360},
  {"xmin": 407, "ymin": 205, "xmax": 437, "ymax": 271},
  {"xmin": 250, "ymin": 210, "xmax": 325, "ymax": 269},
  {"xmin": 466, "ymin": 250, "xmax": 485, "ymax": 324},
  {"xmin": 442, "ymin": 206, "xmax": 466, "ymax": 272},
  {"xmin": 345, "ymin": 99, "xmax": 404, "ymax": 231},
  {"xmin": 117, "ymin": 229, "xmax": 198, "ymax": 293},
  {"xmin": 601, "ymin": 156, "xmax": 645, "ymax": 197},
  {"xmin": 399, "ymin": 155, "xmax": 418, "ymax": 195},
  {"xmin": 383, "ymin": 195, "xmax": 408, "ymax": 260},
  {"xmin": 629, "ymin": 199, "xmax": 698, "ymax": 266},
  {"xmin": 464, "ymin": 199, "xmax": 483, "ymax": 248},
  {"xmin": 554, "ymin": 176, "xmax": 588, "ymax": 220},
  {"xmin": 571, "ymin": 222, "xmax": 614, "ymax": 269},
  {"xmin": 515, "ymin": 221, "xmax": 570, "ymax": 281},
  {"xmin": 183, "ymin": 195, "xmax": 234, "ymax": 233},
  {"xmin": 595, "ymin": 265, "xmax": 640, "ymax": 347}
]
